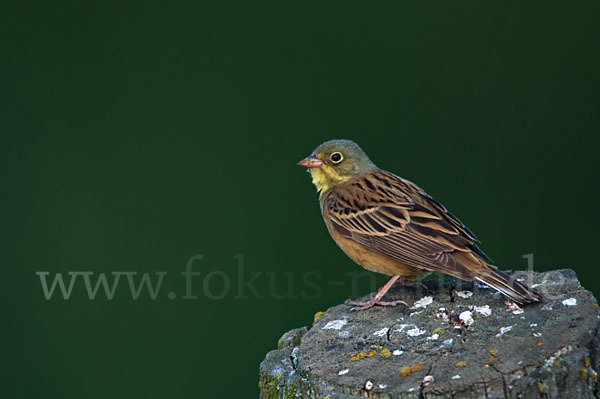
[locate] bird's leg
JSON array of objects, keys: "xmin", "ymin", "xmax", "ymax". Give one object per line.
[
  {"xmin": 397, "ymin": 279, "xmax": 428, "ymax": 291},
  {"xmin": 346, "ymin": 275, "xmax": 408, "ymax": 310}
]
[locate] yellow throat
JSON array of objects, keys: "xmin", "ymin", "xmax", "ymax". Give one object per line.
[{"xmin": 310, "ymin": 165, "xmax": 350, "ymax": 196}]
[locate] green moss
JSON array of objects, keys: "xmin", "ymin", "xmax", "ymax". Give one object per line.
[
  {"xmin": 260, "ymin": 372, "xmax": 310, "ymax": 398},
  {"xmin": 260, "ymin": 374, "xmax": 283, "ymax": 399},
  {"xmin": 277, "ymin": 327, "xmax": 307, "ymax": 350},
  {"xmin": 283, "ymin": 381, "xmax": 299, "ymax": 399}
]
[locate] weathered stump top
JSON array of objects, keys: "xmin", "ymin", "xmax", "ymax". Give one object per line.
[{"xmin": 260, "ymin": 270, "xmax": 599, "ymax": 398}]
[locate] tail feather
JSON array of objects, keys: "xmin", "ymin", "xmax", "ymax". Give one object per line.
[{"xmin": 476, "ymin": 267, "xmax": 542, "ymax": 304}]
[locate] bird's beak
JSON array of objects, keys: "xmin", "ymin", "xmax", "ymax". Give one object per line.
[{"xmin": 297, "ymin": 154, "xmax": 324, "ymax": 168}]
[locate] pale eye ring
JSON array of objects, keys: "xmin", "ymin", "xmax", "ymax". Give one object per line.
[{"xmin": 330, "ymin": 152, "xmax": 343, "ymax": 163}]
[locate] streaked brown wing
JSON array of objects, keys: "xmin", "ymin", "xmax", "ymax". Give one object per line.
[{"xmin": 323, "ymin": 169, "xmax": 491, "ymax": 281}]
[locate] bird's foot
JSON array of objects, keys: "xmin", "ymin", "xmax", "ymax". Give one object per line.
[{"xmin": 345, "ymin": 297, "xmax": 408, "ymax": 311}]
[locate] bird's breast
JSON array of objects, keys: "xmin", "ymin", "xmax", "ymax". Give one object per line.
[{"xmin": 322, "ymin": 212, "xmax": 430, "ymax": 281}]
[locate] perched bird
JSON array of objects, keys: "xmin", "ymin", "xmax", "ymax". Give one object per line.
[{"xmin": 298, "ymin": 139, "xmax": 541, "ymax": 310}]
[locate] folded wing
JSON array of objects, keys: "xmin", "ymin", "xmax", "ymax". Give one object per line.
[{"xmin": 323, "ymin": 169, "xmax": 491, "ymax": 281}]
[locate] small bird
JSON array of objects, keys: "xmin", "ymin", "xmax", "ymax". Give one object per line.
[{"xmin": 298, "ymin": 139, "xmax": 541, "ymax": 310}]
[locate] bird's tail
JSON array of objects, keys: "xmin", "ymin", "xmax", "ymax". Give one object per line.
[{"xmin": 476, "ymin": 266, "xmax": 542, "ymax": 304}]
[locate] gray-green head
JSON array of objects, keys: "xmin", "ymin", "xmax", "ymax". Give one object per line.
[{"xmin": 297, "ymin": 139, "xmax": 377, "ymax": 194}]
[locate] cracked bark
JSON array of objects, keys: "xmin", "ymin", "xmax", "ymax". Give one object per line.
[{"xmin": 259, "ymin": 270, "xmax": 599, "ymax": 398}]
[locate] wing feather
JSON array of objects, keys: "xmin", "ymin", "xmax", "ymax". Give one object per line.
[{"xmin": 324, "ymin": 169, "xmax": 492, "ymax": 280}]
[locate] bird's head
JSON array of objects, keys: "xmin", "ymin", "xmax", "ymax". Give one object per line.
[{"xmin": 298, "ymin": 139, "xmax": 376, "ymax": 195}]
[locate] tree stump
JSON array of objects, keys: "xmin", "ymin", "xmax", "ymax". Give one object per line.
[{"xmin": 259, "ymin": 269, "xmax": 599, "ymax": 398}]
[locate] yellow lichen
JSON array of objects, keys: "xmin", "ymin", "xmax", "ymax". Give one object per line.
[
  {"xmin": 585, "ymin": 357, "xmax": 590, "ymax": 367},
  {"xmin": 483, "ymin": 365, "xmax": 490, "ymax": 369},
  {"xmin": 275, "ymin": 373, "xmax": 281, "ymax": 380},
  {"xmin": 489, "ymin": 349, "xmax": 499, "ymax": 356},
  {"xmin": 380, "ymin": 348, "xmax": 391, "ymax": 358},
  {"xmin": 537, "ymin": 342, "xmax": 543, "ymax": 346},
  {"xmin": 400, "ymin": 363, "xmax": 424, "ymax": 375},
  {"xmin": 456, "ymin": 361, "xmax": 468, "ymax": 367},
  {"xmin": 350, "ymin": 351, "xmax": 377, "ymax": 361},
  {"xmin": 489, "ymin": 357, "xmax": 498, "ymax": 362},
  {"xmin": 580, "ymin": 368, "xmax": 589, "ymax": 382},
  {"xmin": 432, "ymin": 327, "xmax": 446, "ymax": 336},
  {"xmin": 313, "ymin": 311, "xmax": 325, "ymax": 324}
]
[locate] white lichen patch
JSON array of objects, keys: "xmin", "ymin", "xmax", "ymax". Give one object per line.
[
  {"xmin": 407, "ymin": 327, "xmax": 426, "ymax": 337},
  {"xmin": 533, "ymin": 332, "xmax": 542, "ymax": 337},
  {"xmin": 427, "ymin": 334, "xmax": 439, "ymax": 341},
  {"xmin": 338, "ymin": 330, "xmax": 350, "ymax": 338},
  {"xmin": 562, "ymin": 298, "xmax": 577, "ymax": 306},
  {"xmin": 459, "ymin": 310, "xmax": 474, "ymax": 326},
  {"xmin": 338, "ymin": 368, "xmax": 349, "ymax": 375},
  {"xmin": 513, "ymin": 309, "xmax": 524, "ymax": 315},
  {"xmin": 373, "ymin": 327, "xmax": 389, "ymax": 337},
  {"xmin": 471, "ymin": 305, "xmax": 492, "ymax": 316},
  {"xmin": 393, "ymin": 324, "xmax": 411, "ymax": 333},
  {"xmin": 544, "ymin": 345, "xmax": 573, "ymax": 370},
  {"xmin": 409, "ymin": 310, "xmax": 424, "ymax": 317},
  {"xmin": 411, "ymin": 296, "xmax": 433, "ymax": 309},
  {"xmin": 541, "ymin": 304, "xmax": 553, "ymax": 311},
  {"xmin": 378, "ymin": 384, "xmax": 387, "ymax": 389},
  {"xmin": 442, "ymin": 338, "xmax": 453, "ymax": 345},
  {"xmin": 496, "ymin": 325, "xmax": 514, "ymax": 337},
  {"xmin": 451, "ymin": 375, "xmax": 461, "ymax": 380},
  {"xmin": 393, "ymin": 349, "xmax": 403, "ymax": 356},
  {"xmin": 456, "ymin": 290, "xmax": 473, "ymax": 299},
  {"xmin": 530, "ymin": 323, "xmax": 538, "ymax": 327},
  {"xmin": 291, "ymin": 347, "xmax": 299, "ymax": 365},
  {"xmin": 423, "ymin": 375, "xmax": 434, "ymax": 385},
  {"xmin": 322, "ymin": 318, "xmax": 347, "ymax": 330}
]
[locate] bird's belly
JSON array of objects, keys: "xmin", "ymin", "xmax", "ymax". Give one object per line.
[{"xmin": 332, "ymin": 233, "xmax": 431, "ymax": 281}]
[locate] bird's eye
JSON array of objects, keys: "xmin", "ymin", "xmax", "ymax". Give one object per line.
[{"xmin": 330, "ymin": 152, "xmax": 343, "ymax": 163}]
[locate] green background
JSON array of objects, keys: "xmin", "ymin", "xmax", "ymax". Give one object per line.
[{"xmin": 2, "ymin": 1, "xmax": 599, "ymax": 397}]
